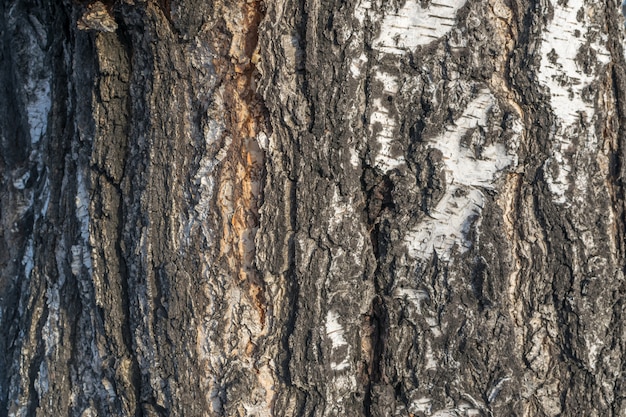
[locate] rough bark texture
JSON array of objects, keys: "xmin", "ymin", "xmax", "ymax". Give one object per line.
[{"xmin": 1, "ymin": 0, "xmax": 626, "ymax": 416}]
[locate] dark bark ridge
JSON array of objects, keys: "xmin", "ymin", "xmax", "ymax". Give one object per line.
[{"xmin": 0, "ymin": 0, "xmax": 625, "ymax": 416}]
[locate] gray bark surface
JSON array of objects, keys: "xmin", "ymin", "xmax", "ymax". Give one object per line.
[{"xmin": 1, "ymin": 0, "xmax": 626, "ymax": 416}]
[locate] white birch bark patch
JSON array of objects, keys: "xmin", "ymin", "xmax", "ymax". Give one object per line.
[
  {"xmin": 325, "ymin": 310, "xmax": 350, "ymax": 371},
  {"xmin": 370, "ymin": 70, "xmax": 404, "ymax": 172},
  {"xmin": 539, "ymin": 0, "xmax": 610, "ymax": 204},
  {"xmin": 405, "ymin": 90, "xmax": 520, "ymax": 261},
  {"xmin": 373, "ymin": 0, "xmax": 468, "ymax": 54}
]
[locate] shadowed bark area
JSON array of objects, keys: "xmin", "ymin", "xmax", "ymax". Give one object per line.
[{"xmin": 1, "ymin": 0, "xmax": 625, "ymax": 416}]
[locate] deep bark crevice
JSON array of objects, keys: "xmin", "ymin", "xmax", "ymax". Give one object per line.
[{"xmin": 3, "ymin": 0, "xmax": 626, "ymax": 415}]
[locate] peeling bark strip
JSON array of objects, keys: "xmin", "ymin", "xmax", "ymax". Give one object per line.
[
  {"xmin": 211, "ymin": 0, "xmax": 275, "ymax": 412},
  {"xmin": 213, "ymin": 0, "xmax": 268, "ymax": 324},
  {"xmin": 2, "ymin": 0, "xmax": 626, "ymax": 416}
]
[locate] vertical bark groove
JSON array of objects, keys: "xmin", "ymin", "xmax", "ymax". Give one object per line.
[{"xmin": 2, "ymin": 0, "xmax": 626, "ymax": 416}]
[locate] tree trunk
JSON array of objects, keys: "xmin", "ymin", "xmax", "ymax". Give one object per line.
[{"xmin": 1, "ymin": 0, "xmax": 625, "ymax": 415}]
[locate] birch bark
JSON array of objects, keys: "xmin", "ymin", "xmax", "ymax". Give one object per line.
[{"xmin": 1, "ymin": 0, "xmax": 625, "ymax": 416}]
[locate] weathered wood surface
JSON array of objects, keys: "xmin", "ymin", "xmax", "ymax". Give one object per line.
[{"xmin": 1, "ymin": 0, "xmax": 626, "ymax": 416}]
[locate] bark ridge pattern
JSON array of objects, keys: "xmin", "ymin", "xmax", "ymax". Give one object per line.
[{"xmin": 1, "ymin": 0, "xmax": 626, "ymax": 416}]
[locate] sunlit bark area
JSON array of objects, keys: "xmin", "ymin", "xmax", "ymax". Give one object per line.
[{"xmin": 1, "ymin": 0, "xmax": 626, "ymax": 416}]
